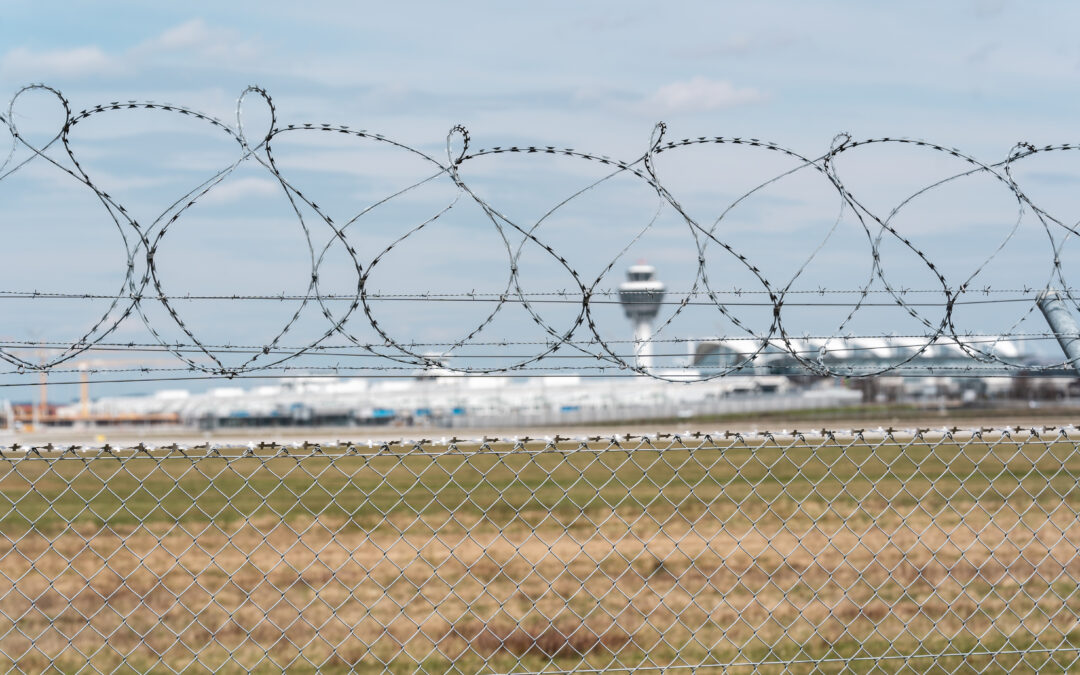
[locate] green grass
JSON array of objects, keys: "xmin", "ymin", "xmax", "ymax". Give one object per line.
[{"xmin": 0, "ymin": 439, "xmax": 1075, "ymax": 532}]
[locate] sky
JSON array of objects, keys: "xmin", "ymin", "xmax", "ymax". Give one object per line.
[{"xmin": 2, "ymin": 1, "xmax": 1080, "ymax": 399}]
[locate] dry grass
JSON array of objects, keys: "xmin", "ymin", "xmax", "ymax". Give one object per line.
[
  {"xmin": 0, "ymin": 505, "xmax": 1077, "ymax": 672},
  {"xmin": 448, "ymin": 618, "xmax": 632, "ymax": 658}
]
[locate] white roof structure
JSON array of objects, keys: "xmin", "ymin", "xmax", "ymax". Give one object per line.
[
  {"xmin": 693, "ymin": 335, "xmax": 1029, "ymax": 371},
  {"xmin": 56, "ymin": 370, "xmax": 798, "ymax": 424}
]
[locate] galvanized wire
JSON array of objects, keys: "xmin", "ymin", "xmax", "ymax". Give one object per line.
[
  {"xmin": 5, "ymin": 86, "xmax": 1080, "ymax": 383},
  {"xmin": 0, "ymin": 427, "xmax": 1076, "ymax": 672}
]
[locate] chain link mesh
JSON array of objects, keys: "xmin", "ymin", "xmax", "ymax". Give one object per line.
[{"xmin": 0, "ymin": 429, "xmax": 1076, "ymax": 673}]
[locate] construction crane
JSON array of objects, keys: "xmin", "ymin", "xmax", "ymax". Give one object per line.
[
  {"xmin": 72, "ymin": 358, "xmax": 177, "ymax": 421},
  {"xmin": 17, "ymin": 356, "xmax": 179, "ymax": 430},
  {"xmin": 32, "ymin": 343, "xmax": 52, "ymax": 432}
]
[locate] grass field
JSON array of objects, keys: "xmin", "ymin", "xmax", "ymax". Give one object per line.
[{"xmin": 0, "ymin": 436, "xmax": 1077, "ymax": 673}]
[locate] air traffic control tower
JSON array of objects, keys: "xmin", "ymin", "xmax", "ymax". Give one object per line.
[{"xmin": 618, "ymin": 262, "xmax": 666, "ymax": 371}]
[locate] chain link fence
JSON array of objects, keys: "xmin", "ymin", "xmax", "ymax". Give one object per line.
[{"xmin": 0, "ymin": 428, "xmax": 1077, "ymax": 673}]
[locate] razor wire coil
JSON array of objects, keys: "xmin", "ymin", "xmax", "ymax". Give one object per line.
[{"xmin": 4, "ymin": 85, "xmax": 1080, "ymax": 382}]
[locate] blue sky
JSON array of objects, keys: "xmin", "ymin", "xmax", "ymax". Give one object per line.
[{"xmin": 2, "ymin": 1, "xmax": 1080, "ymax": 397}]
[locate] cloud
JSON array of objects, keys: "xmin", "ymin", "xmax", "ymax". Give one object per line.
[
  {"xmin": 1, "ymin": 19, "xmax": 260, "ymax": 83},
  {"xmin": 0, "ymin": 46, "xmax": 117, "ymax": 79},
  {"xmin": 1024, "ymin": 171, "xmax": 1080, "ymax": 186},
  {"xmin": 648, "ymin": 77, "xmax": 767, "ymax": 114},
  {"xmin": 138, "ymin": 19, "xmax": 259, "ymax": 63},
  {"xmin": 154, "ymin": 19, "xmax": 216, "ymax": 51},
  {"xmin": 679, "ymin": 34, "xmax": 805, "ymax": 59}
]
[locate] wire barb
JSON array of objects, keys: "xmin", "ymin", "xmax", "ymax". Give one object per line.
[{"xmin": 3, "ymin": 86, "xmax": 1080, "ymax": 383}]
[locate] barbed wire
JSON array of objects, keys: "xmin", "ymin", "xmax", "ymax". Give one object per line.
[
  {"xmin": 4, "ymin": 369, "xmax": 1079, "ymax": 391},
  {"xmin": 9, "ymin": 361, "xmax": 1072, "ymax": 378},
  {"xmin": 0, "ymin": 334, "xmax": 1063, "ymax": 372},
  {"xmin": 0, "ymin": 423, "xmax": 1073, "ymax": 456},
  {"xmin": 0, "ymin": 290, "xmax": 1048, "ymax": 307},
  {"xmin": 5, "ymin": 85, "xmax": 1080, "ymax": 382},
  {"xmin": 0, "ymin": 287, "xmax": 1069, "ymax": 299},
  {"xmin": 0, "ymin": 331, "xmax": 1069, "ymax": 350}
]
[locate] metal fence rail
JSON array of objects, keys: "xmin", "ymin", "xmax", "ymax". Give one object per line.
[{"xmin": 0, "ymin": 428, "xmax": 1077, "ymax": 673}]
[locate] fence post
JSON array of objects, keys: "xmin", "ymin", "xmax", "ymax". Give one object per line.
[{"xmin": 1037, "ymin": 289, "xmax": 1080, "ymax": 374}]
